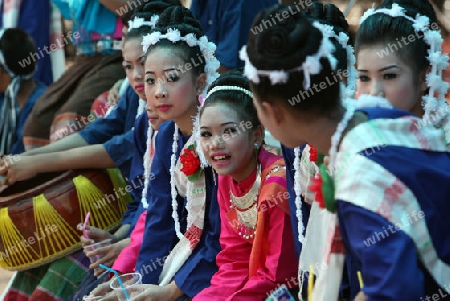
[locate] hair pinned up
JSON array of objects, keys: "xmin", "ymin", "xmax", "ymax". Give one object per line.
[
  {"xmin": 356, "ymin": 0, "xmax": 450, "ymax": 126},
  {"xmin": 242, "ymin": 4, "xmax": 342, "ymax": 114}
]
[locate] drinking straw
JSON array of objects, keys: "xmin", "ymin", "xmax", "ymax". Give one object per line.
[
  {"xmin": 308, "ymin": 264, "xmax": 314, "ymax": 301},
  {"xmin": 83, "ymin": 212, "xmax": 91, "ymax": 240},
  {"xmin": 99, "ymin": 264, "xmax": 130, "ymax": 300},
  {"xmin": 357, "ymin": 271, "xmax": 364, "ymax": 288}
]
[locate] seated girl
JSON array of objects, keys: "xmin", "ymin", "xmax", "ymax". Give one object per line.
[
  {"xmin": 193, "ymin": 69, "xmax": 298, "ymax": 300},
  {"xmin": 241, "ymin": 3, "xmax": 450, "ymax": 301},
  {"xmin": 0, "ymin": 28, "xmax": 47, "ymax": 155},
  {"xmin": 0, "ymin": 3, "xmax": 177, "ymax": 300},
  {"xmin": 90, "ymin": 6, "xmax": 222, "ymax": 301}
]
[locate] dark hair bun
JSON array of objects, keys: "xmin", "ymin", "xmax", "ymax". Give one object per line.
[
  {"xmin": 137, "ymin": 0, "xmax": 181, "ymax": 15},
  {"xmin": 156, "ymin": 5, "xmax": 203, "ymax": 36},
  {"xmin": 208, "ymin": 68, "xmax": 250, "ymax": 92},
  {"xmin": 248, "ymin": 4, "xmax": 322, "ymax": 71},
  {"xmin": 305, "ymin": 2, "xmax": 350, "ymax": 71},
  {"xmin": 307, "ymin": 2, "xmax": 348, "ymax": 34}
]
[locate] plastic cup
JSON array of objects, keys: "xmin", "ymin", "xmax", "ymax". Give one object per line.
[
  {"xmin": 83, "ymin": 239, "xmax": 112, "ymax": 274},
  {"xmin": 110, "ymin": 272, "xmax": 143, "ymax": 301}
]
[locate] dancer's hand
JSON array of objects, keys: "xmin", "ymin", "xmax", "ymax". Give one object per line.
[
  {"xmin": 0, "ymin": 155, "xmax": 38, "ymax": 185},
  {"xmin": 90, "ymin": 279, "xmax": 114, "ymax": 298},
  {"xmin": 129, "ymin": 282, "xmax": 184, "ymax": 301},
  {"xmin": 108, "ymin": 79, "xmax": 124, "ymax": 107},
  {"xmin": 354, "ymin": 292, "xmax": 367, "ymax": 301},
  {"xmin": 87, "ymin": 240, "xmax": 129, "ymax": 276},
  {"xmin": 78, "ymin": 225, "xmax": 116, "ymax": 246}
]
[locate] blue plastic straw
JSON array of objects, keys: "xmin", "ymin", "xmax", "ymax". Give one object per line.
[{"xmin": 99, "ymin": 264, "xmax": 130, "ymax": 300}]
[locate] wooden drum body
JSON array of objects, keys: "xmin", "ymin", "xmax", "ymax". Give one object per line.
[{"xmin": 0, "ymin": 169, "xmax": 132, "ymax": 271}]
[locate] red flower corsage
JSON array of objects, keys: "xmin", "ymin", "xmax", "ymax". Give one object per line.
[
  {"xmin": 180, "ymin": 144, "xmax": 203, "ymax": 182},
  {"xmin": 309, "ymin": 144, "xmax": 318, "ymax": 162},
  {"xmin": 308, "ymin": 144, "xmax": 325, "ymax": 164},
  {"xmin": 308, "ymin": 163, "xmax": 336, "ymax": 213}
]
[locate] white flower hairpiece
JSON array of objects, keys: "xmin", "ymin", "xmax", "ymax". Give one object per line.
[
  {"xmin": 141, "ymin": 28, "xmax": 221, "ymax": 96},
  {"xmin": 128, "ymin": 15, "xmax": 159, "ymax": 30},
  {"xmin": 359, "ymin": 3, "xmax": 450, "ymax": 126},
  {"xmin": 239, "ymin": 21, "xmax": 337, "ymax": 90},
  {"xmin": 314, "ymin": 22, "xmax": 357, "ymax": 99},
  {"xmin": 142, "ymin": 28, "xmax": 221, "ymax": 238}
]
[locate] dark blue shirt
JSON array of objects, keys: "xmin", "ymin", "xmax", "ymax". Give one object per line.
[
  {"xmin": 337, "ymin": 107, "xmax": 450, "ymax": 300},
  {"xmin": 135, "ymin": 120, "xmax": 221, "ymax": 297},
  {"xmin": 79, "ymin": 85, "xmax": 140, "ymax": 179},
  {"xmin": 190, "ymin": 0, "xmax": 278, "ymax": 69},
  {"xmin": 79, "ymin": 85, "xmax": 141, "ymax": 229}
]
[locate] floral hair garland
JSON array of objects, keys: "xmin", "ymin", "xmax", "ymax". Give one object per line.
[
  {"xmin": 239, "ymin": 21, "xmax": 337, "ymax": 90},
  {"xmin": 141, "ymin": 120, "xmax": 154, "ymax": 209},
  {"xmin": 141, "ymin": 28, "xmax": 220, "ymax": 239},
  {"xmin": 359, "ymin": 3, "xmax": 450, "ymax": 126},
  {"xmin": 314, "ymin": 22, "xmax": 357, "ymax": 99},
  {"xmin": 128, "ymin": 15, "xmax": 159, "ymax": 30},
  {"xmin": 141, "ymin": 28, "xmax": 221, "ymax": 96}
]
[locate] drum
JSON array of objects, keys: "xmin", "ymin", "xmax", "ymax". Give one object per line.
[{"xmin": 0, "ymin": 169, "xmax": 132, "ymax": 271}]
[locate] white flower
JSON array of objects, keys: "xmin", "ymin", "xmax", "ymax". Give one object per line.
[
  {"xmin": 198, "ymin": 36, "xmax": 209, "ymax": 52},
  {"xmin": 165, "ymin": 28, "xmax": 181, "ymax": 43},
  {"xmin": 303, "ymin": 56, "xmax": 322, "ymax": 75},
  {"xmin": 428, "ymin": 52, "xmax": 449, "ymax": 71},
  {"xmin": 423, "ymin": 95, "xmax": 439, "ymax": 112},
  {"xmin": 269, "ymin": 70, "xmax": 289, "ymax": 85},
  {"xmin": 243, "ymin": 62, "xmax": 260, "ymax": 84},
  {"xmin": 337, "ymin": 32, "xmax": 349, "ymax": 47},
  {"xmin": 426, "ymin": 73, "xmax": 443, "ymax": 90},
  {"xmin": 142, "ymin": 32, "xmax": 161, "ymax": 52},
  {"xmin": 436, "ymin": 81, "xmax": 450, "ymax": 95},
  {"xmin": 359, "ymin": 6, "xmax": 376, "ymax": 24},
  {"xmin": 314, "ymin": 22, "xmax": 334, "ymax": 38},
  {"xmin": 388, "ymin": 4, "xmax": 405, "ymax": 17},
  {"xmin": 424, "ymin": 31, "xmax": 443, "ymax": 47},
  {"xmin": 150, "ymin": 15, "xmax": 159, "ymax": 27},
  {"xmin": 413, "ymin": 15, "xmax": 430, "ymax": 32},
  {"xmin": 327, "ymin": 55, "xmax": 337, "ymax": 70},
  {"xmin": 206, "ymin": 42, "xmax": 216, "ymax": 56},
  {"xmin": 128, "ymin": 17, "xmax": 144, "ymax": 30},
  {"xmin": 184, "ymin": 33, "xmax": 197, "ymax": 47},
  {"xmin": 301, "ymin": 56, "xmax": 322, "ymax": 89},
  {"xmin": 356, "ymin": 94, "xmax": 393, "ymax": 109}
]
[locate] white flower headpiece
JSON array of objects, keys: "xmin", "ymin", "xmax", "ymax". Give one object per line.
[
  {"xmin": 314, "ymin": 22, "xmax": 357, "ymax": 99},
  {"xmin": 142, "ymin": 28, "xmax": 220, "ymax": 238},
  {"xmin": 239, "ymin": 21, "xmax": 337, "ymax": 90},
  {"xmin": 141, "ymin": 28, "xmax": 221, "ymax": 95},
  {"xmin": 127, "ymin": 15, "xmax": 159, "ymax": 30},
  {"xmin": 359, "ymin": 3, "xmax": 450, "ymax": 126}
]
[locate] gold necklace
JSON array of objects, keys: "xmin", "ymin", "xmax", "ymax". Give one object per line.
[{"xmin": 229, "ymin": 165, "xmax": 261, "ymax": 239}]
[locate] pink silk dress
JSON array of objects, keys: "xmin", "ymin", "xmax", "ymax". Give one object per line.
[{"xmin": 194, "ymin": 148, "xmax": 298, "ymax": 300}]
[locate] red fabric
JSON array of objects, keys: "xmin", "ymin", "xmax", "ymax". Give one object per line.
[
  {"xmin": 90, "ymin": 90, "xmax": 110, "ymax": 118},
  {"xmin": 193, "ymin": 149, "xmax": 298, "ymax": 301},
  {"xmin": 112, "ymin": 210, "xmax": 147, "ymax": 274}
]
